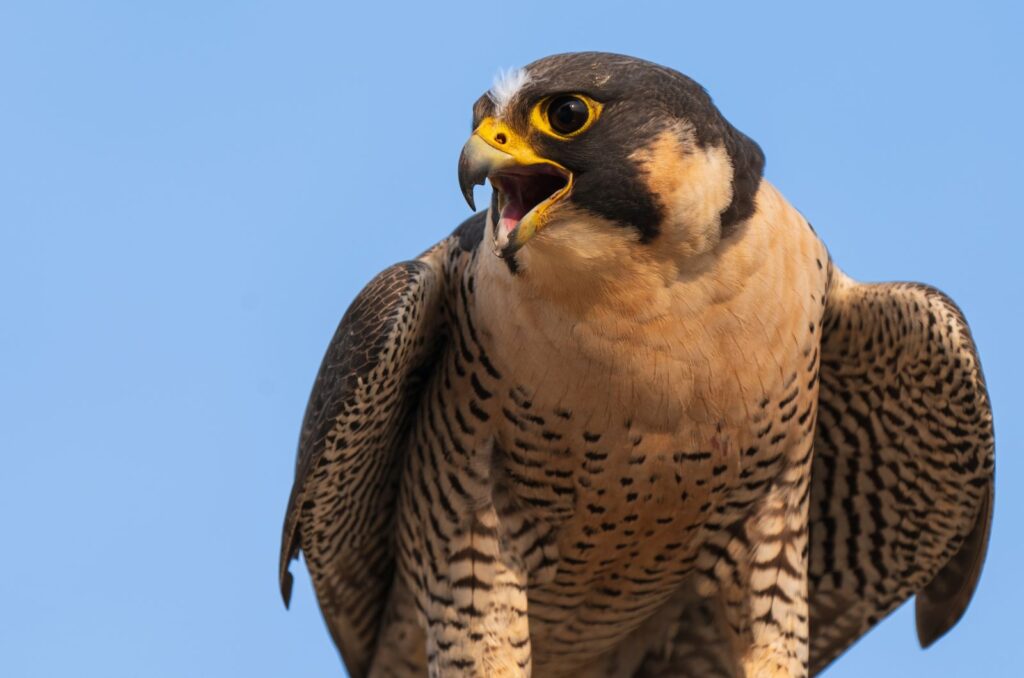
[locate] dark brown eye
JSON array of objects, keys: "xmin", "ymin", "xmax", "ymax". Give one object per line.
[{"xmin": 547, "ymin": 95, "xmax": 590, "ymax": 135}]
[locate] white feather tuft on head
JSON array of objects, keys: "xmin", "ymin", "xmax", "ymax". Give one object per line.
[{"xmin": 488, "ymin": 67, "xmax": 531, "ymax": 114}]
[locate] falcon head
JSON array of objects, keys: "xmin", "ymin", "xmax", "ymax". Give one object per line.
[{"xmin": 458, "ymin": 52, "xmax": 765, "ymax": 274}]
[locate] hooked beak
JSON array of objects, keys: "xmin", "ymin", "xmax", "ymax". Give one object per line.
[{"xmin": 457, "ymin": 118, "xmax": 572, "ymax": 257}]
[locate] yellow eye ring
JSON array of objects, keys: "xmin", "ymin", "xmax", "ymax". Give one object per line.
[{"xmin": 531, "ymin": 94, "xmax": 603, "ymax": 139}]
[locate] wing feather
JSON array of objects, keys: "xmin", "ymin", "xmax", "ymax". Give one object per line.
[
  {"xmin": 279, "ymin": 250, "xmax": 448, "ymax": 676},
  {"xmin": 808, "ymin": 269, "xmax": 995, "ymax": 675}
]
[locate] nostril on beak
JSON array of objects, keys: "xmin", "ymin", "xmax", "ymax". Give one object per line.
[{"xmin": 495, "ymin": 133, "xmax": 507, "ymax": 145}]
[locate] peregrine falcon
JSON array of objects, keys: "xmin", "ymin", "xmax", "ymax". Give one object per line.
[{"xmin": 279, "ymin": 52, "xmax": 994, "ymax": 678}]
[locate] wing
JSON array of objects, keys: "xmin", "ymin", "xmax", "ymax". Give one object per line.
[
  {"xmin": 279, "ymin": 216, "xmax": 482, "ymax": 676},
  {"xmin": 808, "ymin": 268, "xmax": 994, "ymax": 675}
]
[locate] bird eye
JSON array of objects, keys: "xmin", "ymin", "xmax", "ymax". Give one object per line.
[{"xmin": 547, "ymin": 96, "xmax": 590, "ymax": 135}]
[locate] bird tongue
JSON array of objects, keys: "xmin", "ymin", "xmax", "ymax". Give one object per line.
[
  {"xmin": 494, "ymin": 170, "xmax": 567, "ymax": 235},
  {"xmin": 499, "ymin": 197, "xmax": 528, "ymax": 234}
]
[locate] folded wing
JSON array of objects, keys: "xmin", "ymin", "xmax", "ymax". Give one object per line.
[
  {"xmin": 279, "ymin": 251, "xmax": 448, "ymax": 677},
  {"xmin": 808, "ymin": 270, "xmax": 994, "ymax": 675}
]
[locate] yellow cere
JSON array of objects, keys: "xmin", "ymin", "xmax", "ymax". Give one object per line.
[{"xmin": 473, "ymin": 117, "xmax": 552, "ymax": 165}]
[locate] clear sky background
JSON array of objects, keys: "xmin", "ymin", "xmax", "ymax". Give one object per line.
[{"xmin": 2, "ymin": 2, "xmax": 1021, "ymax": 676}]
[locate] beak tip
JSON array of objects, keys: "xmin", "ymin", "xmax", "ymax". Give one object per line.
[{"xmin": 457, "ymin": 150, "xmax": 480, "ymax": 211}]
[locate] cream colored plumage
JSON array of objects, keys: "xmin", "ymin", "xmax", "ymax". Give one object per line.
[{"xmin": 280, "ymin": 52, "xmax": 993, "ymax": 678}]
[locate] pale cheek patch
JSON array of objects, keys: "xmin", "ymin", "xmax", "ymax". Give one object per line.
[
  {"xmin": 632, "ymin": 129, "xmax": 734, "ymax": 257},
  {"xmin": 487, "ymin": 67, "xmax": 530, "ymax": 115}
]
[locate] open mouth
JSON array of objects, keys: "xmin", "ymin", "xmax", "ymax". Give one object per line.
[{"xmin": 490, "ymin": 165, "xmax": 571, "ymax": 236}]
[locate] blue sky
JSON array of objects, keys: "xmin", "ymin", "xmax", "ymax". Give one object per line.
[{"xmin": 1, "ymin": 1, "xmax": 1021, "ymax": 676}]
